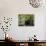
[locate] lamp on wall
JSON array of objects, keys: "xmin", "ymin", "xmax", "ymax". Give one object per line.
[{"xmin": 29, "ymin": 0, "xmax": 44, "ymax": 8}]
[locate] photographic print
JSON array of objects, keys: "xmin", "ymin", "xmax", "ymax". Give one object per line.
[{"xmin": 18, "ymin": 14, "xmax": 34, "ymax": 26}]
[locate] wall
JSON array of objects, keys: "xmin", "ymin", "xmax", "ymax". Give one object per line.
[
  {"xmin": 44, "ymin": 15, "xmax": 46, "ymax": 40},
  {"xmin": 0, "ymin": 0, "xmax": 46, "ymax": 40}
]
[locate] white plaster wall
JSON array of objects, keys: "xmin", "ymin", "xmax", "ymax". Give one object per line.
[
  {"xmin": 0, "ymin": 0, "xmax": 46, "ymax": 40},
  {"xmin": 44, "ymin": 15, "xmax": 46, "ymax": 40}
]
